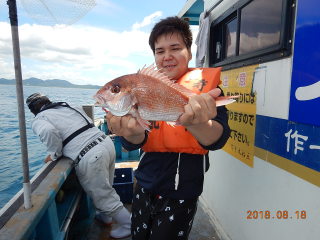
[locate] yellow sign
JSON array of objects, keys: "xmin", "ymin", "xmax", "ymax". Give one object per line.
[{"xmin": 220, "ymin": 65, "xmax": 258, "ymax": 168}]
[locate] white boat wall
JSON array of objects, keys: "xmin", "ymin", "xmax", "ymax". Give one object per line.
[{"xmin": 178, "ymin": 0, "xmax": 320, "ymax": 240}]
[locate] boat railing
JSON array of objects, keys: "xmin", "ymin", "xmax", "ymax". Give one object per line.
[{"xmin": 0, "ymin": 157, "xmax": 92, "ymax": 240}]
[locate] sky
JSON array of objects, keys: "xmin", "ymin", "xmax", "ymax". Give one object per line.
[{"xmin": 0, "ymin": 0, "xmax": 199, "ymax": 86}]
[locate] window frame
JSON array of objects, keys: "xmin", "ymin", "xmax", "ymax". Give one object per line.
[
  {"xmin": 223, "ymin": 14, "xmax": 238, "ymax": 59},
  {"xmin": 209, "ymin": 0, "xmax": 296, "ymax": 70}
]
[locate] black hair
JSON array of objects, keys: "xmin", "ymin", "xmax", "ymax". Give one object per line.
[
  {"xmin": 29, "ymin": 99, "xmax": 52, "ymax": 115},
  {"xmin": 149, "ymin": 16, "xmax": 192, "ymax": 54}
]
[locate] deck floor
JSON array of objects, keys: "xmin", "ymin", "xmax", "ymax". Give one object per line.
[{"xmin": 86, "ymin": 201, "xmax": 220, "ymax": 240}]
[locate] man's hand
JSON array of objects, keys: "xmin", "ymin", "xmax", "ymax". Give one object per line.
[
  {"xmin": 178, "ymin": 88, "xmax": 224, "ymax": 146},
  {"xmin": 45, "ymin": 155, "xmax": 52, "ymax": 163},
  {"xmin": 106, "ymin": 112, "xmax": 145, "ymax": 144},
  {"xmin": 179, "ymin": 88, "xmax": 221, "ymax": 127}
]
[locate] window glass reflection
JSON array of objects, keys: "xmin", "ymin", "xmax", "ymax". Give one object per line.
[
  {"xmin": 225, "ymin": 17, "xmax": 237, "ymax": 58},
  {"xmin": 214, "ymin": 27, "xmax": 223, "ymax": 62},
  {"xmin": 239, "ymin": 0, "xmax": 282, "ymax": 55}
]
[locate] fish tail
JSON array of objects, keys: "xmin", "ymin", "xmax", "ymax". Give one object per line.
[
  {"xmin": 216, "ymin": 95, "xmax": 240, "ymax": 100},
  {"xmin": 215, "ymin": 95, "xmax": 239, "ymax": 107}
]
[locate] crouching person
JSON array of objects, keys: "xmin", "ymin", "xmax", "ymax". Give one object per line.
[{"xmin": 26, "ymin": 93, "xmax": 131, "ymax": 239}]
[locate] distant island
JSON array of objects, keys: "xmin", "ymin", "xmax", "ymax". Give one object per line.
[{"xmin": 0, "ymin": 77, "xmax": 103, "ymax": 89}]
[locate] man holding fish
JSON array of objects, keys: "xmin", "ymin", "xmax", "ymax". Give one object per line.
[{"xmin": 97, "ymin": 16, "xmax": 231, "ymax": 239}]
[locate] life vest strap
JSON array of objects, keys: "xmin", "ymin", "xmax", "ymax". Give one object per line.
[{"xmin": 39, "ymin": 102, "xmax": 94, "ymax": 147}]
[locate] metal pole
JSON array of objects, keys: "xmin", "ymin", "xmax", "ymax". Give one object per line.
[
  {"xmin": 205, "ymin": 0, "xmax": 224, "ymax": 18},
  {"xmin": 61, "ymin": 188, "xmax": 84, "ymax": 233},
  {"xmin": 7, "ymin": 0, "xmax": 32, "ymax": 209}
]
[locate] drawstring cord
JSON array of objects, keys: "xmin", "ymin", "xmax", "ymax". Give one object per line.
[
  {"xmin": 141, "ymin": 152, "xmax": 203, "ymax": 191},
  {"xmin": 140, "ymin": 152, "xmax": 146, "ymax": 161},
  {"xmin": 175, "ymin": 153, "xmax": 181, "ymax": 190},
  {"xmin": 175, "ymin": 153, "xmax": 205, "ymax": 190},
  {"xmin": 139, "ymin": 152, "xmax": 205, "ymax": 191}
]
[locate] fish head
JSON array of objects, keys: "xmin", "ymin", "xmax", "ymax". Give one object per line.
[{"xmin": 93, "ymin": 77, "xmax": 133, "ymax": 116}]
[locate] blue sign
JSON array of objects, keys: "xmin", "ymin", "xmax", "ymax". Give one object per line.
[
  {"xmin": 255, "ymin": 115, "xmax": 320, "ymax": 172},
  {"xmin": 289, "ymin": 0, "xmax": 320, "ymax": 127}
]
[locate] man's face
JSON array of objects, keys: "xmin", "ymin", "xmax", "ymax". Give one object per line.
[{"xmin": 154, "ymin": 32, "xmax": 192, "ymax": 80}]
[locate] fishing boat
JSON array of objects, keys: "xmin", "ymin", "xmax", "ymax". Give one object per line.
[
  {"xmin": 1, "ymin": 1, "xmax": 222, "ymax": 239},
  {"xmin": 178, "ymin": 0, "xmax": 320, "ymax": 240},
  {"xmin": 0, "ymin": 107, "xmax": 220, "ymax": 240},
  {"xmin": 1, "ymin": 0, "xmax": 320, "ymax": 239}
]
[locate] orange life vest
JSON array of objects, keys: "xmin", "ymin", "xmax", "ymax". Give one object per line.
[{"xmin": 141, "ymin": 67, "xmax": 222, "ymax": 155}]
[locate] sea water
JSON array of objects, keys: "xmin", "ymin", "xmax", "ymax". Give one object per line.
[{"xmin": 0, "ymin": 85, "xmax": 106, "ymax": 209}]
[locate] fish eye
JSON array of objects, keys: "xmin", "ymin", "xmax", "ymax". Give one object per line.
[{"xmin": 111, "ymin": 85, "xmax": 120, "ymax": 93}]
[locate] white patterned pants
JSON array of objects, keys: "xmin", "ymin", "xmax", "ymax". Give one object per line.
[{"xmin": 131, "ymin": 182, "xmax": 198, "ymax": 240}]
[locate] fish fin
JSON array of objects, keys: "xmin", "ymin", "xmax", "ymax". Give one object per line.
[
  {"xmin": 138, "ymin": 63, "xmax": 154, "ymax": 75},
  {"xmin": 138, "ymin": 64, "xmax": 146, "ymax": 73},
  {"xmin": 135, "ymin": 109, "xmax": 151, "ymax": 131},
  {"xmin": 215, "ymin": 95, "xmax": 239, "ymax": 107},
  {"xmin": 166, "ymin": 121, "xmax": 177, "ymax": 128},
  {"xmin": 127, "ymin": 98, "xmax": 151, "ymax": 131},
  {"xmin": 138, "ymin": 63, "xmax": 196, "ymax": 99}
]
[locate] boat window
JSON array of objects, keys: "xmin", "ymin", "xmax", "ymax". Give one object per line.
[
  {"xmin": 239, "ymin": 0, "xmax": 283, "ymax": 55},
  {"xmin": 213, "ymin": 22, "xmax": 223, "ymax": 62},
  {"xmin": 225, "ymin": 17, "xmax": 237, "ymax": 58},
  {"xmin": 209, "ymin": 0, "xmax": 295, "ymax": 69}
]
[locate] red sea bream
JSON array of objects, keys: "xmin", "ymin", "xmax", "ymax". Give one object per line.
[{"xmin": 93, "ymin": 64, "xmax": 237, "ymax": 131}]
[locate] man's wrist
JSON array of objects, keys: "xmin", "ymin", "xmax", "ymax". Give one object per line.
[
  {"xmin": 123, "ymin": 132, "xmax": 145, "ymax": 145},
  {"xmin": 184, "ymin": 120, "xmax": 212, "ymax": 131}
]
